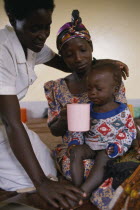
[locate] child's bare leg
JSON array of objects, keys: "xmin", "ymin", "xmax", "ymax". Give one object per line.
[
  {"xmin": 70, "ymin": 144, "xmax": 96, "ymax": 187},
  {"xmin": 81, "ymin": 150, "xmax": 110, "ymax": 195}
]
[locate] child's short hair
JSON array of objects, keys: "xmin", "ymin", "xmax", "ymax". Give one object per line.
[
  {"xmin": 91, "ymin": 63, "xmax": 122, "ymax": 89},
  {"xmin": 4, "ymin": 0, "xmax": 55, "ymax": 20}
]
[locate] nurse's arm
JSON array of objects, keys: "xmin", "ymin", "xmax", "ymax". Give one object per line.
[
  {"xmin": 0, "ymin": 95, "xmax": 85, "ymax": 208},
  {"xmin": 44, "ymin": 54, "xmax": 71, "ymax": 72},
  {"xmin": 45, "ymin": 54, "xmax": 129, "ymax": 79},
  {"xmin": 0, "ymin": 95, "xmax": 47, "ymax": 186}
]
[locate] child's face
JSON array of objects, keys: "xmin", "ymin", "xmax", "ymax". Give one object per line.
[
  {"xmin": 61, "ymin": 38, "xmax": 93, "ymax": 74},
  {"xmin": 87, "ymin": 70, "xmax": 116, "ymax": 105}
]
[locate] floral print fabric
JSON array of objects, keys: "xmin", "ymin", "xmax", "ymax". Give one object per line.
[{"xmin": 44, "ymin": 78, "xmax": 127, "ymax": 209}]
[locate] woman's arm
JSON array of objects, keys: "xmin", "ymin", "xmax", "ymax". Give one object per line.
[
  {"xmin": 45, "ymin": 55, "xmax": 129, "ymax": 78},
  {"xmin": 44, "ymin": 81, "xmax": 68, "ymax": 136},
  {"xmin": 0, "ymin": 95, "xmax": 85, "ymax": 208},
  {"xmin": 0, "ymin": 95, "xmax": 46, "ymax": 186},
  {"xmin": 44, "ymin": 54, "xmax": 71, "ymax": 72}
]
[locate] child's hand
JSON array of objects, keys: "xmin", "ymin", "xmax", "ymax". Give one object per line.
[{"xmin": 106, "ymin": 146, "xmax": 114, "ymax": 155}]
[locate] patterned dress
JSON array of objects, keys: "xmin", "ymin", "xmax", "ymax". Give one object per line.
[
  {"xmin": 44, "ymin": 78, "xmax": 128, "ymax": 209},
  {"xmin": 68, "ymin": 102, "xmax": 136, "ymax": 158}
]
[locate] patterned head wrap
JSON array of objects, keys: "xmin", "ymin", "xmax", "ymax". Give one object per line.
[{"xmin": 56, "ymin": 10, "xmax": 93, "ymax": 53}]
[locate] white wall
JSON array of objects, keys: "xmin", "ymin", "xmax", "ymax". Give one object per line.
[{"xmin": 0, "ymin": 0, "xmax": 139, "ymax": 101}]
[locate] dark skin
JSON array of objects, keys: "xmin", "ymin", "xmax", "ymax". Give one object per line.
[
  {"xmin": 0, "ymin": 9, "xmax": 86, "ymax": 209},
  {"xmin": 0, "ymin": 7, "xmax": 130, "ymax": 209},
  {"xmin": 49, "ymin": 38, "xmax": 129, "ymax": 137}
]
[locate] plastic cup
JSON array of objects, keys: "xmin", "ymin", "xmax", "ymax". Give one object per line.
[{"xmin": 67, "ymin": 104, "xmax": 90, "ymax": 132}]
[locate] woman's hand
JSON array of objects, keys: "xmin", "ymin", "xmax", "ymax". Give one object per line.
[
  {"xmin": 48, "ymin": 106, "xmax": 68, "ymax": 136},
  {"xmin": 115, "ymin": 60, "xmax": 129, "ymax": 80},
  {"xmin": 37, "ymin": 177, "xmax": 86, "ymax": 209},
  {"xmin": 96, "ymin": 59, "xmax": 129, "ymax": 80}
]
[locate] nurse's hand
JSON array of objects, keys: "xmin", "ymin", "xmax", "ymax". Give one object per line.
[{"xmin": 37, "ymin": 178, "xmax": 86, "ymax": 209}]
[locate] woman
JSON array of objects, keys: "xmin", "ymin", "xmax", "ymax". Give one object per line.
[
  {"xmin": 44, "ymin": 10, "xmax": 133, "ymax": 209},
  {"xmin": 0, "ymin": 1, "xmax": 87, "ymax": 209},
  {"xmin": 45, "ymin": 10, "xmax": 127, "ymax": 137}
]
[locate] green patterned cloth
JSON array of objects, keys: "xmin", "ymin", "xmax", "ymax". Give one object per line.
[
  {"xmin": 117, "ymin": 146, "xmax": 140, "ymax": 163},
  {"xmin": 134, "ymin": 107, "xmax": 140, "ymax": 118}
]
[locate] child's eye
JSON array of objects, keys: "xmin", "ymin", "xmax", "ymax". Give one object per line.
[{"xmin": 97, "ymin": 88, "xmax": 102, "ymax": 91}]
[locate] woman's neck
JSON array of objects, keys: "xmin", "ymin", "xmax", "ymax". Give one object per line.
[
  {"xmin": 66, "ymin": 71, "xmax": 87, "ymax": 81},
  {"xmin": 65, "ymin": 72, "xmax": 88, "ymax": 95}
]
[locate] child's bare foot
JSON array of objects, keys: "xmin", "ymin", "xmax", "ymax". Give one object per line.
[
  {"xmin": 63, "ymin": 198, "xmax": 82, "ymax": 210},
  {"xmin": 67, "ymin": 192, "xmax": 87, "ymax": 210}
]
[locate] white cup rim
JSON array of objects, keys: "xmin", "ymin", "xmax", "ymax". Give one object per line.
[{"xmin": 67, "ymin": 103, "xmax": 90, "ymax": 106}]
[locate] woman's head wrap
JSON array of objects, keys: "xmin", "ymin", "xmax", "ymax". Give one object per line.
[{"xmin": 56, "ymin": 10, "xmax": 92, "ymax": 53}]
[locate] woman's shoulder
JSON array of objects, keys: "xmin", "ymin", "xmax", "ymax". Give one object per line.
[{"xmin": 44, "ymin": 78, "xmax": 65, "ymax": 91}]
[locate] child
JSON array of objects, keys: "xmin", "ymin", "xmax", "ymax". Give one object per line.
[{"xmin": 67, "ymin": 63, "xmax": 136, "ymax": 197}]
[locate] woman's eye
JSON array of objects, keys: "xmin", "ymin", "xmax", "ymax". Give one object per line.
[
  {"xmin": 45, "ymin": 25, "xmax": 51, "ymax": 30},
  {"xmin": 87, "ymin": 87, "xmax": 91, "ymax": 91},
  {"xmin": 30, "ymin": 26, "xmax": 40, "ymax": 33},
  {"xmin": 81, "ymin": 48, "xmax": 86, "ymax": 52},
  {"xmin": 65, "ymin": 53, "xmax": 72, "ymax": 58}
]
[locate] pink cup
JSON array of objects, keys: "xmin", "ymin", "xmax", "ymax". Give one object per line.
[{"xmin": 67, "ymin": 104, "xmax": 90, "ymax": 132}]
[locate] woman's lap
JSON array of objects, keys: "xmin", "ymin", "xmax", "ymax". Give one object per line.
[{"xmin": 54, "ymin": 144, "xmax": 140, "ymax": 209}]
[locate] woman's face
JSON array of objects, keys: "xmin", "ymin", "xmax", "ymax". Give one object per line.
[
  {"xmin": 61, "ymin": 38, "xmax": 93, "ymax": 74},
  {"xmin": 12, "ymin": 9, "xmax": 52, "ymax": 52}
]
